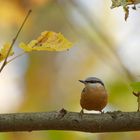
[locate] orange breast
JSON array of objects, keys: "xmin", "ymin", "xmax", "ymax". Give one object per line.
[{"xmin": 80, "ymin": 86, "xmax": 108, "ymax": 111}]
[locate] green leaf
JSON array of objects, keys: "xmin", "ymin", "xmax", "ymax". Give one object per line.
[{"xmin": 130, "ymin": 82, "xmax": 140, "ymax": 92}]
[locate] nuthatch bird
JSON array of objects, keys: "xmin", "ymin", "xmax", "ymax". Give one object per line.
[{"xmin": 79, "ymin": 77, "xmax": 108, "ymax": 114}]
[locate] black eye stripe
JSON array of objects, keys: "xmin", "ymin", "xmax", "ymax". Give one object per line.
[{"xmin": 85, "ymin": 80, "xmax": 104, "ymax": 86}]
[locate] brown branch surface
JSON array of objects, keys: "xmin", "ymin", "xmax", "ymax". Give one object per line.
[
  {"xmin": 0, "ymin": 110, "xmax": 140, "ymax": 133},
  {"xmin": 131, "ymin": 0, "xmax": 140, "ymax": 5}
]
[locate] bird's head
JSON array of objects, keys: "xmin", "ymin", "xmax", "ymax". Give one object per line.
[{"xmin": 79, "ymin": 77, "xmax": 104, "ymax": 88}]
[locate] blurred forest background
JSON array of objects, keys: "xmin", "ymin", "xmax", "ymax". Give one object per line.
[{"xmin": 0, "ymin": 0, "xmax": 140, "ymax": 140}]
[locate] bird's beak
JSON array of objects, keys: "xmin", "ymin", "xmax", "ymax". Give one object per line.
[{"xmin": 79, "ymin": 80, "xmax": 86, "ymax": 84}]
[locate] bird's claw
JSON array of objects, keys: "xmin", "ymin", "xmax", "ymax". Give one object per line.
[{"xmin": 79, "ymin": 109, "xmax": 84, "ymax": 118}]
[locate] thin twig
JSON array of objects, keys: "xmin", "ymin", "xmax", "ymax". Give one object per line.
[
  {"xmin": 0, "ymin": 9, "xmax": 32, "ymax": 73},
  {"xmin": 138, "ymin": 95, "xmax": 140, "ymax": 111},
  {"xmin": 6, "ymin": 52, "xmax": 26, "ymax": 64},
  {"xmin": 133, "ymin": 92, "xmax": 140, "ymax": 111}
]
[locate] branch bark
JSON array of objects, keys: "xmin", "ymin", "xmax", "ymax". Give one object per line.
[
  {"xmin": 0, "ymin": 110, "xmax": 140, "ymax": 133},
  {"xmin": 133, "ymin": 0, "xmax": 140, "ymax": 4}
]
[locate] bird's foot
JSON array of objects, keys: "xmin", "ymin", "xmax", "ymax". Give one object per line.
[
  {"xmin": 79, "ymin": 109, "xmax": 84, "ymax": 118},
  {"xmin": 100, "ymin": 110, "xmax": 104, "ymax": 114}
]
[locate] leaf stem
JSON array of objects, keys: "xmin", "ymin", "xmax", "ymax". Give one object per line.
[
  {"xmin": 7, "ymin": 52, "xmax": 26, "ymax": 64},
  {"xmin": 0, "ymin": 9, "xmax": 32, "ymax": 73}
]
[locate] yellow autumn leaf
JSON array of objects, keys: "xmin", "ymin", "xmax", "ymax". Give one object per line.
[
  {"xmin": 19, "ymin": 31, "xmax": 73, "ymax": 52},
  {"xmin": 0, "ymin": 43, "xmax": 14, "ymax": 62}
]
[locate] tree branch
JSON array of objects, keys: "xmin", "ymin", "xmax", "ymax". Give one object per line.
[
  {"xmin": 0, "ymin": 110, "xmax": 140, "ymax": 133},
  {"xmin": 132, "ymin": 0, "xmax": 140, "ymax": 4}
]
